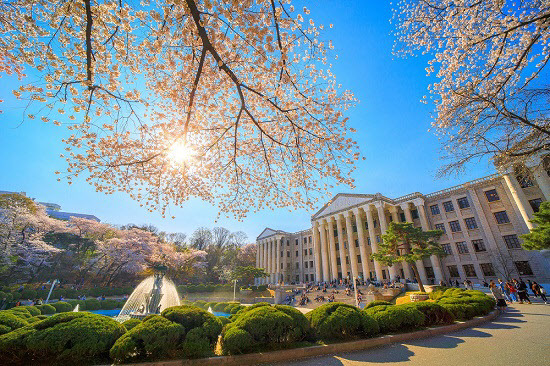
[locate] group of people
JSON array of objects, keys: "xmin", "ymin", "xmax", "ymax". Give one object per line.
[{"xmin": 489, "ymin": 278, "xmax": 547, "ymax": 311}]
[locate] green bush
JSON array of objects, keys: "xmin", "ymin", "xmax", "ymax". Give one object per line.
[
  {"xmin": 0, "ymin": 312, "xmax": 126, "ymax": 366},
  {"xmin": 68, "ymin": 300, "xmax": 85, "ymax": 311},
  {"xmin": 218, "ymin": 316, "xmax": 231, "ymax": 326},
  {"xmin": 213, "ymin": 302, "xmax": 229, "ymax": 312},
  {"xmin": 193, "ymin": 300, "xmax": 207, "ymax": 309},
  {"xmin": 365, "ymin": 300, "xmax": 393, "ymax": 309},
  {"xmin": 6, "ymin": 308, "xmax": 32, "ymax": 319},
  {"xmin": 84, "ymin": 299, "xmax": 101, "ymax": 311},
  {"xmin": 230, "ymin": 304, "xmax": 246, "ymax": 315},
  {"xmin": 204, "ymin": 301, "xmax": 218, "ymax": 311},
  {"xmin": 36, "ymin": 304, "xmax": 56, "ymax": 315},
  {"xmin": 306, "ymin": 303, "xmax": 378, "ymax": 341},
  {"xmin": 0, "ymin": 312, "xmax": 28, "ymax": 335},
  {"xmin": 20, "ymin": 288, "xmax": 37, "ymax": 300},
  {"xmin": 222, "ymin": 305, "xmax": 310, "ymax": 355},
  {"xmin": 110, "ymin": 316, "xmax": 185, "ymax": 364},
  {"xmin": 161, "ymin": 305, "xmax": 222, "ymax": 346},
  {"xmin": 121, "ymin": 318, "xmax": 141, "ymax": 331},
  {"xmin": 100, "ymin": 299, "xmax": 119, "ymax": 310},
  {"xmin": 255, "ymin": 285, "xmax": 267, "ymax": 292},
  {"xmin": 363, "ymin": 304, "xmax": 392, "ymax": 316},
  {"xmin": 51, "ymin": 301, "xmax": 73, "ymax": 313},
  {"xmin": 401, "ymin": 302, "xmax": 454, "ymax": 326},
  {"xmin": 26, "ymin": 315, "xmax": 47, "ymax": 324},
  {"xmin": 367, "ymin": 305, "xmax": 425, "ymax": 334},
  {"xmin": 435, "ymin": 289, "xmax": 495, "ymax": 320}
]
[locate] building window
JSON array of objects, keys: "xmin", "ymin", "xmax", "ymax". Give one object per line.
[
  {"xmin": 494, "ymin": 211, "xmax": 510, "ymax": 224},
  {"xmin": 400, "ymin": 212, "xmax": 406, "ymax": 222},
  {"xmin": 514, "ymin": 261, "xmax": 534, "ymax": 276},
  {"xmin": 447, "ymin": 265, "xmax": 460, "ymax": 278},
  {"xmin": 310, "ymin": 260, "xmax": 314, "ymax": 267},
  {"xmin": 485, "ymin": 189, "xmax": 500, "ymax": 202},
  {"xmin": 503, "ymin": 234, "xmax": 521, "ymax": 249},
  {"xmin": 333, "ymin": 229, "xmax": 338, "ymax": 237},
  {"xmin": 463, "ymin": 264, "xmax": 477, "ymax": 277},
  {"xmin": 309, "ymin": 236, "xmax": 312, "ymax": 243},
  {"xmin": 425, "ymin": 266, "xmax": 435, "ymax": 278},
  {"xmin": 287, "ymin": 240, "xmax": 290, "ymax": 246},
  {"xmin": 287, "ymin": 262, "xmax": 291, "ymax": 269},
  {"xmin": 376, "ymin": 235, "xmax": 381, "ymax": 243},
  {"xmin": 287, "ymin": 251, "xmax": 290, "ymax": 257},
  {"xmin": 457, "ymin": 197, "xmax": 470, "ymax": 209},
  {"xmin": 355, "ymin": 239, "xmax": 359, "ymax": 247},
  {"xmin": 295, "ymin": 250, "xmax": 299, "ymax": 257},
  {"xmin": 367, "ymin": 237, "xmax": 371, "ymax": 245},
  {"xmin": 336, "ymin": 258, "xmax": 341, "ymax": 265},
  {"xmin": 472, "ymin": 239, "xmax": 486, "ymax": 252},
  {"xmin": 296, "ymin": 275, "xmax": 299, "ymax": 282},
  {"xmin": 456, "ymin": 241, "xmax": 469, "ymax": 254},
  {"xmin": 280, "ymin": 263, "xmax": 283, "ymax": 269},
  {"xmin": 382, "ymin": 270, "xmax": 387, "ymax": 280},
  {"xmin": 480, "ymin": 263, "xmax": 495, "ymax": 276},
  {"xmin": 464, "ymin": 217, "xmax": 478, "ymax": 229},
  {"xmin": 364, "ymin": 221, "xmax": 369, "ymax": 230},
  {"xmin": 295, "ymin": 239, "xmax": 298, "ymax": 245},
  {"xmin": 373, "ymin": 219, "xmax": 377, "ymax": 228},
  {"xmin": 345, "ymin": 257, "xmax": 349, "ymax": 264},
  {"xmin": 304, "ymin": 249, "xmax": 307, "ymax": 256},
  {"xmin": 529, "ymin": 198, "xmax": 543, "ymax": 212},
  {"xmin": 305, "ymin": 261, "xmax": 308, "ymax": 268},
  {"xmin": 449, "ymin": 220, "xmax": 461, "ymax": 232},
  {"xmin": 304, "ymin": 237, "xmax": 307, "ymax": 244},
  {"xmin": 441, "ymin": 243, "xmax": 452, "ymax": 255},
  {"xmin": 430, "ymin": 204, "xmax": 440, "ymax": 215},
  {"xmin": 335, "ymin": 243, "xmax": 339, "ymax": 250},
  {"xmin": 309, "ymin": 248, "xmax": 313, "ymax": 255},
  {"xmin": 281, "ymin": 251, "xmax": 283, "ymax": 257},
  {"xmin": 435, "ymin": 223, "xmax": 446, "ymax": 233},
  {"xmin": 516, "ymin": 174, "xmax": 534, "ymax": 188},
  {"xmin": 357, "ymin": 255, "xmax": 362, "ymax": 263},
  {"xmin": 443, "ymin": 201, "xmax": 454, "ymax": 212},
  {"xmin": 296, "ymin": 262, "xmax": 299, "ymax": 269},
  {"xmin": 411, "ymin": 209, "xmax": 419, "ymax": 219},
  {"xmin": 353, "ymin": 224, "xmax": 357, "ymax": 232},
  {"xmin": 305, "ymin": 274, "xmax": 309, "ymax": 282}
]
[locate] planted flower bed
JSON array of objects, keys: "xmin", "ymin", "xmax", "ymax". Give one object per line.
[{"xmin": 0, "ymin": 288, "xmax": 496, "ymax": 365}]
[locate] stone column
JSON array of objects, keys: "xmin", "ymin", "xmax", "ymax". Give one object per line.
[
  {"xmin": 276, "ymin": 237, "xmax": 281, "ymax": 284},
  {"xmin": 272, "ymin": 238, "xmax": 277, "ymax": 283},
  {"xmin": 256, "ymin": 242, "xmax": 261, "ymax": 285},
  {"xmin": 532, "ymin": 164, "xmax": 550, "ymax": 200},
  {"xmin": 503, "ymin": 173, "xmax": 535, "ymax": 229},
  {"xmin": 365, "ymin": 205, "xmax": 384, "ymax": 281},
  {"xmin": 344, "ymin": 211, "xmax": 360, "ymax": 279},
  {"xmin": 319, "ymin": 220, "xmax": 330, "ymax": 282},
  {"xmin": 312, "ymin": 221, "xmax": 322, "ymax": 283},
  {"xmin": 413, "ymin": 198, "xmax": 444, "ymax": 283},
  {"xmin": 335, "ymin": 214, "xmax": 349, "ymax": 279},
  {"xmin": 401, "ymin": 202, "xmax": 428, "ymax": 284},
  {"xmin": 353, "ymin": 207, "xmax": 370, "ymax": 280},
  {"xmin": 375, "ymin": 201, "xmax": 397, "ymax": 280},
  {"xmin": 282, "ymin": 238, "xmax": 287, "ymax": 284},
  {"xmin": 328, "ymin": 217, "xmax": 339, "ymax": 280}
]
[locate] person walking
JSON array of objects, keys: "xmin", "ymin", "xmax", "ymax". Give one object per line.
[
  {"xmin": 489, "ymin": 280, "xmax": 507, "ymax": 312},
  {"xmin": 515, "ymin": 279, "xmax": 531, "ymax": 304},
  {"xmin": 498, "ymin": 279, "xmax": 511, "ymax": 302},
  {"xmin": 532, "ymin": 282, "xmax": 547, "ymax": 304},
  {"xmin": 507, "ymin": 281, "xmax": 518, "ymax": 302}
]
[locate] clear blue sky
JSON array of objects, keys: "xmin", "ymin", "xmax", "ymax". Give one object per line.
[{"xmin": 0, "ymin": 1, "xmax": 494, "ymax": 242}]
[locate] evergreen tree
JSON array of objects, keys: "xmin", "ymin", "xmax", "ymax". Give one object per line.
[
  {"xmin": 371, "ymin": 222, "xmax": 444, "ymax": 292},
  {"xmin": 521, "ymin": 202, "xmax": 550, "ymax": 251}
]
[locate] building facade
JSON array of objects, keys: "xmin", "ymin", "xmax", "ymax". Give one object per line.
[{"xmin": 255, "ymin": 161, "xmax": 550, "ymax": 285}]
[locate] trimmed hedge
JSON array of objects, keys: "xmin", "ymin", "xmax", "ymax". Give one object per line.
[
  {"xmin": 435, "ymin": 289, "xmax": 495, "ymax": 320},
  {"xmin": 0, "ymin": 312, "xmax": 126, "ymax": 365},
  {"xmin": 365, "ymin": 300, "xmax": 393, "ymax": 309},
  {"xmin": 400, "ymin": 302, "xmax": 454, "ymax": 326},
  {"xmin": 221, "ymin": 304, "xmax": 310, "ymax": 355},
  {"xmin": 306, "ymin": 303, "xmax": 379, "ymax": 341},
  {"xmin": 121, "ymin": 318, "xmax": 141, "ymax": 331},
  {"xmin": 51, "ymin": 301, "xmax": 73, "ymax": 313},
  {"xmin": 0, "ymin": 312, "xmax": 28, "ymax": 335},
  {"xmin": 36, "ymin": 304, "xmax": 56, "ymax": 315},
  {"xmin": 365, "ymin": 305, "xmax": 425, "ymax": 333}
]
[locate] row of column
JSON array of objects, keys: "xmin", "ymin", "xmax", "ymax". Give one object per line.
[
  {"xmin": 312, "ymin": 199, "xmax": 443, "ymax": 284},
  {"xmin": 255, "ymin": 235, "xmax": 286, "ymax": 285}
]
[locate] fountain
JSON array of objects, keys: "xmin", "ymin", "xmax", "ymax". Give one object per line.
[
  {"xmin": 72, "ymin": 304, "xmax": 80, "ymax": 312},
  {"xmin": 116, "ymin": 264, "xmax": 180, "ymax": 322}
]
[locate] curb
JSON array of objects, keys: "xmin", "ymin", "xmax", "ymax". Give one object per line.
[{"xmin": 119, "ymin": 310, "xmax": 499, "ymax": 366}]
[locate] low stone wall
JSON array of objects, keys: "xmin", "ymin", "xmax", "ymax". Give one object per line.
[{"xmin": 118, "ymin": 310, "xmax": 499, "ymax": 366}]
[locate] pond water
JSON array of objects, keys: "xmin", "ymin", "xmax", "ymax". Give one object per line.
[
  {"xmin": 212, "ymin": 311, "xmax": 230, "ymax": 317},
  {"xmin": 89, "ymin": 309, "xmax": 121, "ymax": 317}
]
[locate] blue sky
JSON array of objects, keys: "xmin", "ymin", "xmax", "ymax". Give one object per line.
[{"xmin": 0, "ymin": 1, "xmax": 495, "ymax": 241}]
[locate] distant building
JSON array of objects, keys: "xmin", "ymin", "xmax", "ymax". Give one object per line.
[{"xmin": 0, "ymin": 190, "xmax": 100, "ymax": 222}]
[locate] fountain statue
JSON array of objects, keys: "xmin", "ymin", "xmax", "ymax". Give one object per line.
[{"xmin": 116, "ymin": 264, "xmax": 180, "ymax": 322}]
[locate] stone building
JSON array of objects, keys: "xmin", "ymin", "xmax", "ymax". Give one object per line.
[{"xmin": 255, "ymin": 160, "xmax": 550, "ymax": 285}]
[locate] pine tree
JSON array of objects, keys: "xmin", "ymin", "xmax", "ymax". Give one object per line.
[{"xmin": 521, "ymin": 202, "xmax": 550, "ymax": 251}]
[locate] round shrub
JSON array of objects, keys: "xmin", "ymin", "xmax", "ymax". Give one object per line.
[
  {"xmin": 222, "ymin": 305, "xmax": 310, "ymax": 355},
  {"xmin": 230, "ymin": 304, "xmax": 246, "ymax": 315},
  {"xmin": 213, "ymin": 302, "xmax": 229, "ymax": 312},
  {"xmin": 365, "ymin": 300, "xmax": 393, "ymax": 309},
  {"xmin": 193, "ymin": 300, "xmax": 206, "ymax": 309},
  {"xmin": 51, "ymin": 301, "xmax": 73, "ymax": 313},
  {"xmin": 0, "ymin": 312, "xmax": 28, "ymax": 335},
  {"xmin": 218, "ymin": 316, "xmax": 231, "ymax": 326},
  {"xmin": 121, "ymin": 318, "xmax": 141, "ymax": 331},
  {"xmin": 68, "ymin": 300, "xmax": 85, "ymax": 311},
  {"xmin": 368, "ymin": 305, "xmax": 425, "ymax": 334},
  {"xmin": 36, "ymin": 304, "xmax": 56, "ymax": 315},
  {"xmin": 0, "ymin": 312, "xmax": 126, "ymax": 365},
  {"xmin": 110, "ymin": 316, "xmax": 185, "ymax": 363},
  {"xmin": 100, "ymin": 299, "xmax": 119, "ymax": 310},
  {"xmin": 204, "ymin": 301, "xmax": 218, "ymax": 311},
  {"xmin": 306, "ymin": 303, "xmax": 377, "ymax": 341},
  {"xmin": 364, "ymin": 304, "xmax": 392, "ymax": 316},
  {"xmin": 84, "ymin": 299, "xmax": 101, "ymax": 311},
  {"xmin": 26, "ymin": 315, "xmax": 47, "ymax": 324},
  {"xmin": 401, "ymin": 302, "xmax": 454, "ymax": 326},
  {"xmin": 161, "ymin": 305, "xmax": 222, "ymax": 346}
]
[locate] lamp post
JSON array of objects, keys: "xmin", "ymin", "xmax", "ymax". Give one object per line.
[
  {"xmin": 45, "ymin": 279, "xmax": 59, "ymax": 303},
  {"xmin": 233, "ymin": 279, "xmax": 237, "ymax": 302}
]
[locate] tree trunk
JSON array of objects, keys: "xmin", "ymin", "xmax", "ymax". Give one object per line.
[{"xmin": 410, "ymin": 262, "xmax": 425, "ymax": 293}]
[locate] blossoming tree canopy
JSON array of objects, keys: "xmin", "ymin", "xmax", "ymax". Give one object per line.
[
  {"xmin": 1, "ymin": 0, "xmax": 360, "ymax": 219},
  {"xmin": 393, "ymin": 1, "xmax": 550, "ymax": 174}
]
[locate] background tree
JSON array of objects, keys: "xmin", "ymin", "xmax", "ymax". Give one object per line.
[
  {"xmin": 521, "ymin": 201, "xmax": 550, "ymax": 250},
  {"xmin": 231, "ymin": 266, "xmax": 268, "ymax": 286},
  {"xmin": 371, "ymin": 222, "xmax": 444, "ymax": 292},
  {"xmin": 1, "ymin": 0, "xmax": 360, "ymax": 219},
  {"xmin": 393, "ymin": 1, "xmax": 550, "ymax": 175}
]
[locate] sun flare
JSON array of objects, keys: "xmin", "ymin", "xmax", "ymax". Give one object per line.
[{"xmin": 167, "ymin": 141, "xmax": 195, "ymax": 166}]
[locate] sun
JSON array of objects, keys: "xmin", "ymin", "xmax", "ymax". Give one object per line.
[{"xmin": 167, "ymin": 141, "xmax": 195, "ymax": 166}]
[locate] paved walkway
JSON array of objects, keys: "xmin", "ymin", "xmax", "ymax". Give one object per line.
[{"xmin": 271, "ymin": 301, "xmax": 550, "ymax": 366}]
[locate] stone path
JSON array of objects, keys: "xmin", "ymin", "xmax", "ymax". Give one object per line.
[{"xmin": 270, "ymin": 301, "xmax": 550, "ymax": 366}]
